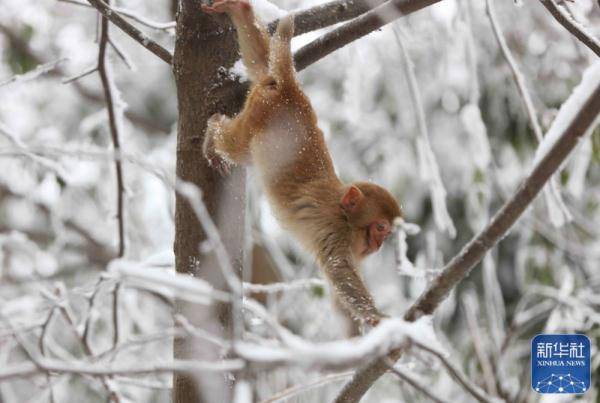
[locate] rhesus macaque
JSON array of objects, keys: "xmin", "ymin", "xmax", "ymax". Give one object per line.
[{"xmin": 201, "ymin": 1, "xmax": 401, "ymax": 326}]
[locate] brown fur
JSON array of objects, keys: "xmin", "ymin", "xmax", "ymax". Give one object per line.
[{"xmin": 201, "ymin": 1, "xmax": 401, "ymax": 326}]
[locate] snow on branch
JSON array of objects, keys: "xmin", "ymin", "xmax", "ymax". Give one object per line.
[
  {"xmin": 268, "ymin": 0, "xmax": 386, "ymax": 36},
  {"xmin": 534, "ymin": 61, "xmax": 600, "ymax": 166},
  {"xmin": 108, "ymin": 260, "xmax": 231, "ymax": 304},
  {"xmin": 294, "ymin": 0, "xmax": 442, "ymax": 71},
  {"xmin": 235, "ymin": 317, "xmax": 442, "ymax": 370},
  {"xmin": 243, "ymin": 278, "xmax": 325, "ymax": 294},
  {"xmin": 539, "ymin": 0, "xmax": 600, "ymax": 57},
  {"xmin": 334, "ymin": 61, "xmax": 600, "ymax": 403}
]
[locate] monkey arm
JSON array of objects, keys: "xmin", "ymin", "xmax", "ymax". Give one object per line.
[
  {"xmin": 202, "ymin": 1, "xmax": 270, "ymax": 81},
  {"xmin": 230, "ymin": 6, "xmax": 271, "ymax": 81},
  {"xmin": 321, "ymin": 253, "xmax": 384, "ymax": 326}
]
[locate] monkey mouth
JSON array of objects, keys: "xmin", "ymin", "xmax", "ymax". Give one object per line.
[{"xmin": 363, "ymin": 227, "xmax": 380, "ymax": 256}]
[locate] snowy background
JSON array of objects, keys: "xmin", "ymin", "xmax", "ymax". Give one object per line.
[{"xmin": 0, "ymin": 0, "xmax": 599, "ymax": 402}]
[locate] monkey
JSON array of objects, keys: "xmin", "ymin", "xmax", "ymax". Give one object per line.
[{"xmin": 201, "ymin": 0, "xmax": 402, "ymax": 327}]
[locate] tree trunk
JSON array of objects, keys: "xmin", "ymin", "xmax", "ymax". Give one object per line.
[{"xmin": 173, "ymin": 1, "xmax": 246, "ymax": 402}]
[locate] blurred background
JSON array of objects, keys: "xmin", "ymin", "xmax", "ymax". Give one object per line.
[{"xmin": 0, "ymin": 0, "xmax": 599, "ymax": 401}]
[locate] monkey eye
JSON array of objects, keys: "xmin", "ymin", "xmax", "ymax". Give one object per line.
[{"xmin": 376, "ymin": 222, "xmax": 387, "ymax": 232}]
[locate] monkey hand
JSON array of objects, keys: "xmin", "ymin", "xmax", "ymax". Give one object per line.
[{"xmin": 203, "ymin": 114, "xmax": 232, "ymax": 176}]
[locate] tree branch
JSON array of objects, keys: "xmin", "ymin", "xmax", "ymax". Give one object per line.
[
  {"xmin": 334, "ymin": 73, "xmax": 600, "ymax": 402},
  {"xmin": 97, "ymin": 5, "xmax": 126, "ymax": 258},
  {"xmin": 85, "ymin": 0, "xmax": 173, "ymax": 64},
  {"xmin": 412, "ymin": 342, "xmax": 494, "ymax": 403},
  {"xmin": 294, "ymin": 0, "xmax": 442, "ymax": 71},
  {"xmin": 268, "ymin": 0, "xmax": 387, "ymax": 36},
  {"xmin": 539, "ymin": 0, "xmax": 600, "ymax": 57}
]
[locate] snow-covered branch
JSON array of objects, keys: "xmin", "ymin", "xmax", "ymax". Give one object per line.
[
  {"xmin": 539, "ymin": 0, "xmax": 600, "ymax": 57},
  {"xmin": 59, "ymin": 0, "xmax": 176, "ymax": 31},
  {"xmin": 109, "ymin": 260, "xmax": 231, "ymax": 304},
  {"xmin": 83, "ymin": 0, "xmax": 173, "ymax": 64},
  {"xmin": 235, "ymin": 317, "xmax": 441, "ymax": 370},
  {"xmin": 243, "ymin": 278, "xmax": 325, "ymax": 294},
  {"xmin": 294, "ymin": 0, "xmax": 442, "ymax": 71},
  {"xmin": 268, "ymin": 0, "xmax": 386, "ymax": 36}
]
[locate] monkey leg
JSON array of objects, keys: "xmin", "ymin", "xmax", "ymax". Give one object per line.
[{"xmin": 203, "ymin": 113, "xmax": 251, "ymax": 173}]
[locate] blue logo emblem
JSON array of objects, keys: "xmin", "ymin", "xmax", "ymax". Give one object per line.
[{"xmin": 531, "ymin": 334, "xmax": 590, "ymax": 394}]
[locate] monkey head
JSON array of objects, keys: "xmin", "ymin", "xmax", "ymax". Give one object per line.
[{"xmin": 340, "ymin": 181, "xmax": 402, "ymax": 259}]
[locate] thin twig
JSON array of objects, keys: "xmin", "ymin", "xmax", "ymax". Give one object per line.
[
  {"xmin": 413, "ymin": 342, "xmax": 494, "ymax": 403},
  {"xmin": 108, "ymin": 38, "xmax": 135, "ymax": 70},
  {"xmin": 539, "ymin": 0, "xmax": 600, "ymax": 57},
  {"xmin": 112, "ymin": 283, "xmax": 121, "ymax": 349},
  {"xmin": 486, "ymin": 0, "xmax": 543, "ymax": 142},
  {"xmin": 384, "ymin": 358, "xmax": 449, "ymax": 403},
  {"xmin": 62, "ymin": 65, "xmax": 98, "ymax": 84},
  {"xmin": 82, "ymin": 278, "xmax": 105, "ymax": 346},
  {"xmin": 334, "ymin": 67, "xmax": 600, "ymax": 403},
  {"xmin": 97, "ymin": 4, "xmax": 126, "ymax": 258},
  {"xmin": 85, "ymin": 0, "xmax": 173, "ymax": 64},
  {"xmin": 39, "ymin": 309, "xmax": 57, "ymax": 403},
  {"xmin": 260, "ymin": 372, "xmax": 354, "ymax": 403},
  {"xmin": 462, "ymin": 292, "xmax": 498, "ymax": 397}
]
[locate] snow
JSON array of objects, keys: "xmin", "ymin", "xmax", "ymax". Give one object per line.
[
  {"xmin": 251, "ymin": 0, "xmax": 286, "ymax": 22},
  {"xmin": 108, "ymin": 259, "xmax": 230, "ymax": 305},
  {"xmin": 229, "ymin": 59, "xmax": 249, "ymax": 83}
]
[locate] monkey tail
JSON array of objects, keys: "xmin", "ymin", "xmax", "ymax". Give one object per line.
[{"xmin": 268, "ymin": 14, "xmax": 295, "ymax": 85}]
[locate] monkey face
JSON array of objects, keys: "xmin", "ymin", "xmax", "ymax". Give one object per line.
[
  {"xmin": 351, "ymin": 219, "xmax": 393, "ymax": 259},
  {"xmin": 341, "ymin": 181, "xmax": 401, "ymax": 259}
]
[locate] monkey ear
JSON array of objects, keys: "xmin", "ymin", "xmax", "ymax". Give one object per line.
[{"xmin": 341, "ymin": 185, "xmax": 364, "ymax": 212}]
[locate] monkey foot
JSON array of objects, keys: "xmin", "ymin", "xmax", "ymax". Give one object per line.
[
  {"xmin": 201, "ymin": 0, "xmax": 251, "ymax": 15},
  {"xmin": 203, "ymin": 115, "xmax": 232, "ymax": 176}
]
